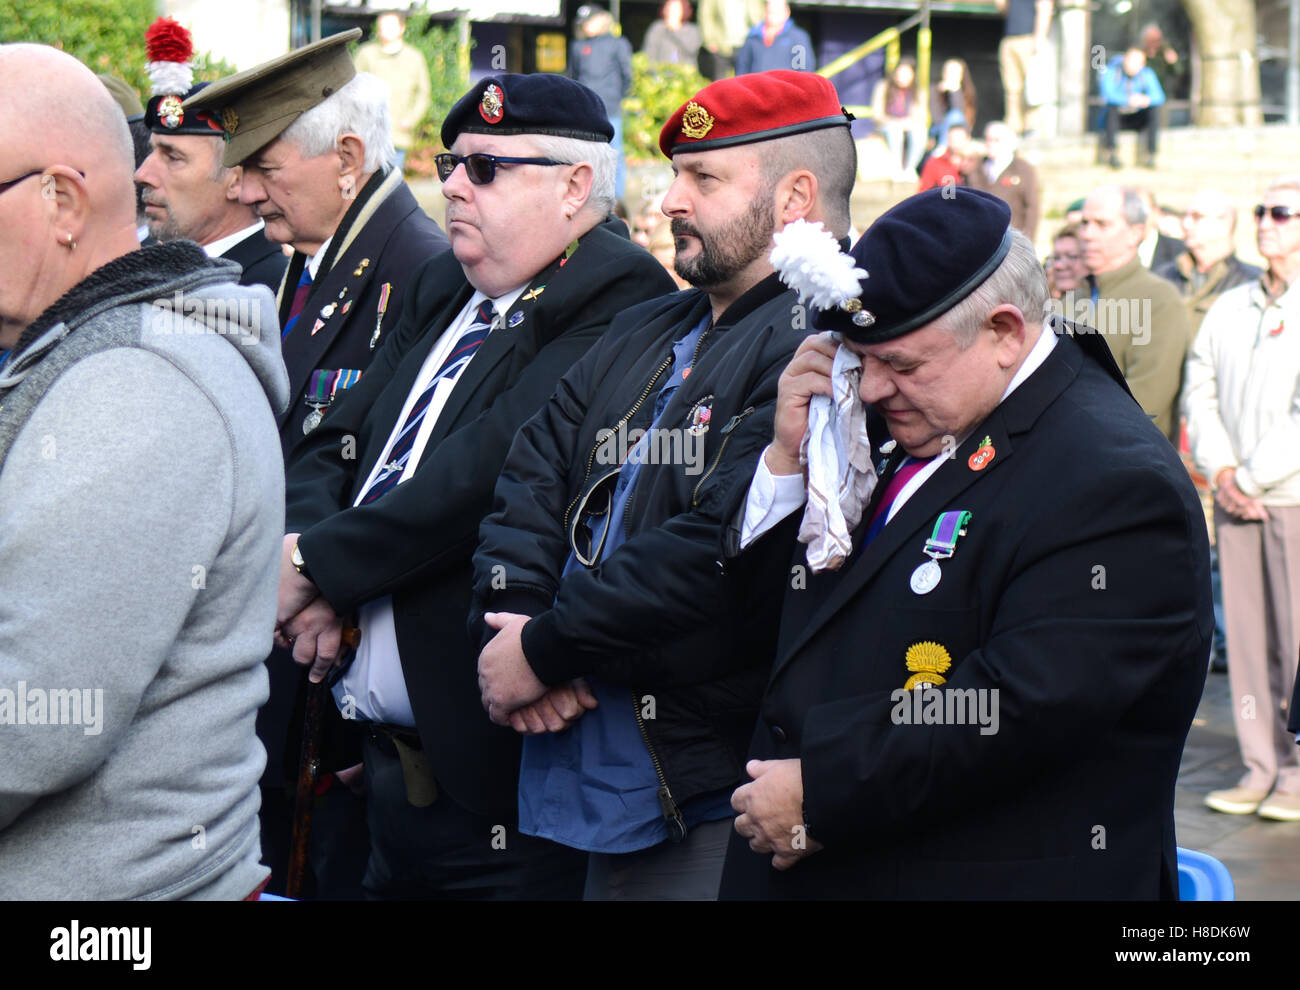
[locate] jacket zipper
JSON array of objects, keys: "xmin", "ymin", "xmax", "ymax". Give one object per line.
[
  {"xmin": 622, "ymin": 327, "xmax": 715, "ymax": 539},
  {"xmin": 631, "ymin": 690, "xmax": 687, "ymax": 842},
  {"xmin": 691, "ymin": 406, "xmax": 757, "ymax": 506},
  {"xmin": 563, "ymin": 354, "xmax": 674, "ymax": 537}
]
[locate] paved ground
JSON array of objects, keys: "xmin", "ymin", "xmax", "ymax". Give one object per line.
[{"xmin": 1177, "ymin": 667, "xmax": 1300, "ymax": 900}]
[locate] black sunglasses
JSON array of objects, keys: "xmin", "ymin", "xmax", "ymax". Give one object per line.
[
  {"xmin": 1254, "ymin": 204, "xmax": 1297, "ymax": 223},
  {"xmin": 0, "ymin": 167, "xmax": 87, "ymax": 196},
  {"xmin": 434, "ymin": 152, "xmax": 569, "ymax": 185}
]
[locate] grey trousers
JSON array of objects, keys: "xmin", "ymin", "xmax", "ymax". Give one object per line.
[
  {"xmin": 583, "ymin": 817, "xmax": 733, "ymax": 901},
  {"xmin": 1216, "ymin": 504, "xmax": 1300, "ymax": 794}
]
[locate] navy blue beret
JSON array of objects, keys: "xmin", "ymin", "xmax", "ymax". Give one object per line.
[
  {"xmin": 441, "ymin": 73, "xmax": 614, "ymax": 148},
  {"xmin": 817, "ymin": 187, "xmax": 1013, "ymax": 343}
]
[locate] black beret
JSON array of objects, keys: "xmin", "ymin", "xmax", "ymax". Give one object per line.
[
  {"xmin": 817, "ymin": 187, "xmax": 1014, "ymax": 344},
  {"xmin": 145, "ymin": 82, "xmax": 228, "ymax": 136},
  {"xmin": 441, "ymin": 73, "xmax": 614, "ymax": 148}
]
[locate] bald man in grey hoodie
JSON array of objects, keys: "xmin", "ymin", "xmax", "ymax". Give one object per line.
[{"xmin": 0, "ymin": 44, "xmax": 288, "ymax": 899}]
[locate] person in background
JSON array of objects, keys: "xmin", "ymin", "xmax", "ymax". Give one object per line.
[
  {"xmin": 570, "ymin": 5, "xmax": 634, "ymax": 201},
  {"xmin": 966, "ymin": 121, "xmax": 1040, "ymax": 241},
  {"xmin": 1079, "ymin": 184, "xmax": 1189, "ymax": 445},
  {"xmin": 929, "ymin": 57, "xmax": 976, "ymax": 149},
  {"xmin": 997, "ymin": 0, "xmax": 1052, "ymax": 136},
  {"xmin": 735, "ymin": 0, "xmax": 816, "ymax": 75},
  {"xmin": 1134, "ymin": 187, "xmax": 1184, "ymax": 271},
  {"xmin": 916, "ymin": 122, "xmax": 973, "ymax": 192},
  {"xmin": 1047, "ymin": 222, "xmax": 1086, "ymax": 299},
  {"xmin": 644, "ymin": 0, "xmax": 702, "ymax": 67},
  {"xmin": 872, "ymin": 57, "xmax": 927, "ymax": 182},
  {"xmin": 1186, "ymin": 177, "xmax": 1300, "ymax": 822},
  {"xmin": 1100, "ymin": 46, "xmax": 1165, "ymax": 170},
  {"xmin": 697, "ymin": 0, "xmax": 764, "ymax": 79},
  {"xmin": 98, "ymin": 73, "xmax": 153, "ymax": 243},
  {"xmin": 1141, "ymin": 23, "xmax": 1184, "ymax": 112},
  {"xmin": 1156, "ymin": 189, "xmax": 1261, "ymax": 335},
  {"xmin": 354, "ymin": 11, "xmax": 432, "ymax": 175}
]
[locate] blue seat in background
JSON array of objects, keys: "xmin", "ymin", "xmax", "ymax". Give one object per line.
[{"xmin": 1177, "ymin": 847, "xmax": 1235, "ymax": 901}]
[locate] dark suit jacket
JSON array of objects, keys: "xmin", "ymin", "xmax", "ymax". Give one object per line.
[
  {"xmin": 1149, "ymin": 233, "xmax": 1185, "ymax": 273},
  {"xmin": 720, "ymin": 328, "xmax": 1212, "ymax": 900},
  {"xmin": 283, "ymin": 217, "xmax": 677, "ymax": 817},
  {"xmin": 966, "ymin": 155, "xmax": 1040, "ymax": 242},
  {"xmin": 277, "ymin": 168, "xmax": 448, "ymax": 457},
  {"xmin": 222, "ymin": 224, "xmax": 288, "ymax": 296}
]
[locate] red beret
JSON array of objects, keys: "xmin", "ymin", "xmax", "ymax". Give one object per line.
[{"xmin": 659, "ymin": 70, "xmax": 852, "ymax": 158}]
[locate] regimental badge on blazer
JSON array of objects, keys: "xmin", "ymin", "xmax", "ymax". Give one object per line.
[
  {"xmin": 903, "ymin": 641, "xmax": 952, "ymax": 690},
  {"xmin": 686, "ymin": 395, "xmax": 714, "ymax": 437}
]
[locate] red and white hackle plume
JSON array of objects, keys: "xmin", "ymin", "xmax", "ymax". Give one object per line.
[{"xmin": 144, "ymin": 16, "xmax": 195, "ymax": 98}]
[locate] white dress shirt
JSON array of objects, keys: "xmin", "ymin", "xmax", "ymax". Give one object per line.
[
  {"xmin": 203, "ymin": 220, "xmax": 267, "ymax": 259},
  {"xmin": 334, "ymin": 284, "xmax": 526, "ymax": 726},
  {"xmin": 740, "ymin": 321, "xmax": 1059, "ymax": 548}
]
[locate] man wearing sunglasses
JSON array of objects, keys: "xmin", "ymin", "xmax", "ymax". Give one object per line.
[
  {"xmin": 273, "ymin": 73, "xmax": 676, "ymax": 899},
  {"xmin": 471, "ymin": 70, "xmax": 857, "ymax": 899},
  {"xmin": 1186, "ymin": 177, "xmax": 1300, "ymax": 822}
]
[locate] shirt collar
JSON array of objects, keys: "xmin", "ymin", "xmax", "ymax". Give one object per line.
[{"xmin": 203, "ymin": 219, "xmax": 266, "ymax": 259}]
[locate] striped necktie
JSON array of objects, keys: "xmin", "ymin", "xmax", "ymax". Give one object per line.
[
  {"xmin": 358, "ymin": 300, "xmax": 496, "ymax": 505},
  {"xmin": 282, "ymin": 265, "xmax": 313, "ymax": 340}
]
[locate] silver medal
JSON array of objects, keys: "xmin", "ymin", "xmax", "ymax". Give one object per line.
[
  {"xmin": 302, "ymin": 408, "xmax": 323, "ymax": 434},
  {"xmin": 910, "ymin": 558, "xmax": 942, "ymax": 595}
]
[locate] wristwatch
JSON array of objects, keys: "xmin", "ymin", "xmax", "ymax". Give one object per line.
[{"xmin": 291, "ymin": 542, "xmax": 313, "ymax": 583}]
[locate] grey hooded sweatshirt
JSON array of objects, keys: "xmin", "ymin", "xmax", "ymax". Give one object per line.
[{"xmin": 0, "ymin": 242, "xmax": 289, "ymax": 899}]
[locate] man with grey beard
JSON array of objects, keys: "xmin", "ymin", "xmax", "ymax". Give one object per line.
[{"xmin": 471, "ymin": 70, "xmax": 856, "ymax": 900}]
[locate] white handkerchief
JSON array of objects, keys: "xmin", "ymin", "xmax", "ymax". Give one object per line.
[{"xmin": 797, "ymin": 339, "xmax": 877, "ymax": 571}]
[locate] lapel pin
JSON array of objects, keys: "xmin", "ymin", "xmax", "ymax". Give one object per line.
[
  {"xmin": 968, "ymin": 436, "xmax": 995, "ymax": 471},
  {"xmin": 522, "ymin": 285, "xmax": 545, "ymax": 302},
  {"xmin": 507, "ymin": 310, "xmax": 525, "ymax": 328},
  {"xmin": 353, "ymin": 258, "xmax": 370, "ymax": 277}
]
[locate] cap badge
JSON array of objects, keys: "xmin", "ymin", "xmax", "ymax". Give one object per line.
[
  {"xmin": 680, "ymin": 101, "xmax": 715, "ymax": 140},
  {"xmin": 852, "ymin": 310, "xmax": 876, "ymax": 327},
  {"xmin": 903, "ymin": 641, "xmax": 952, "ymax": 690},
  {"xmin": 221, "ymin": 107, "xmax": 239, "ymax": 134},
  {"xmin": 479, "ymin": 83, "xmax": 505, "ymax": 125},
  {"xmin": 158, "ymin": 95, "xmax": 185, "ymax": 129}
]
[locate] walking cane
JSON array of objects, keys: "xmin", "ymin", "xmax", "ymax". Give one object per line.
[{"xmin": 286, "ymin": 625, "xmax": 361, "ymax": 899}]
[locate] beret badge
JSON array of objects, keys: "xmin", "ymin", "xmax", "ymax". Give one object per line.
[
  {"xmin": 479, "ymin": 83, "xmax": 505, "ymax": 124},
  {"xmin": 157, "ymin": 94, "xmax": 185, "ymax": 129},
  {"xmin": 680, "ymin": 101, "xmax": 714, "ymax": 139}
]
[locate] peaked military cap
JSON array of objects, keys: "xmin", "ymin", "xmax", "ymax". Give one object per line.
[{"xmin": 182, "ymin": 29, "xmax": 361, "ymax": 167}]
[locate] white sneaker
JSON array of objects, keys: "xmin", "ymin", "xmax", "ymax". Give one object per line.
[{"xmin": 1205, "ymin": 787, "xmax": 1268, "ymax": 814}]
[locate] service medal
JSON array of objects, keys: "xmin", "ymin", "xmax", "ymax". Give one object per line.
[
  {"xmin": 303, "ymin": 407, "xmax": 324, "ymax": 433},
  {"xmin": 910, "ymin": 558, "xmax": 942, "ymax": 595}
]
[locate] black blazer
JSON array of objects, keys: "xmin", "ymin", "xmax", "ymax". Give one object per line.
[
  {"xmin": 284, "ymin": 217, "xmax": 677, "ymax": 817},
  {"xmin": 221, "ymin": 225, "xmax": 288, "ymax": 296},
  {"xmin": 720, "ymin": 329, "xmax": 1212, "ymax": 900},
  {"xmin": 277, "ymin": 170, "xmax": 448, "ymax": 457}
]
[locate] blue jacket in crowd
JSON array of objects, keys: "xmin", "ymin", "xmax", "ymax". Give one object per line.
[
  {"xmin": 734, "ymin": 19, "xmax": 815, "ymax": 75},
  {"xmin": 1099, "ymin": 55, "xmax": 1165, "ymax": 108}
]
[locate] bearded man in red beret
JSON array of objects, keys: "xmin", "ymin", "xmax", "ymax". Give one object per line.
[{"xmin": 471, "ymin": 70, "xmax": 857, "ymax": 899}]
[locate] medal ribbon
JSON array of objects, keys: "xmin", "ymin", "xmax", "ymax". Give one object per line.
[
  {"xmin": 307, "ymin": 369, "xmax": 339, "ymax": 408},
  {"xmin": 923, "ymin": 510, "xmax": 972, "ymax": 559}
]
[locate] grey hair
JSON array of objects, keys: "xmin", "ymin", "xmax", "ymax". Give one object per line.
[
  {"xmin": 1120, "ymin": 186, "xmax": 1148, "ymax": 226},
  {"xmin": 525, "ymin": 133, "xmax": 618, "ymax": 216},
  {"xmin": 932, "ymin": 229, "xmax": 1048, "ymax": 348},
  {"xmin": 1266, "ymin": 174, "xmax": 1300, "ymax": 199},
  {"xmin": 280, "ymin": 72, "xmax": 396, "ymax": 174}
]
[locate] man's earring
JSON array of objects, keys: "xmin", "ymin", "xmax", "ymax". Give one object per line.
[{"xmin": 65, "ymin": 233, "xmax": 75, "ymax": 251}]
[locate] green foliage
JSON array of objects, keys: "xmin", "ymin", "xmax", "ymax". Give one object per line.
[
  {"xmin": 0, "ymin": 0, "xmax": 237, "ymax": 101},
  {"xmin": 397, "ymin": 12, "xmax": 472, "ymax": 177},
  {"xmin": 621, "ymin": 52, "xmax": 707, "ymax": 165}
]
